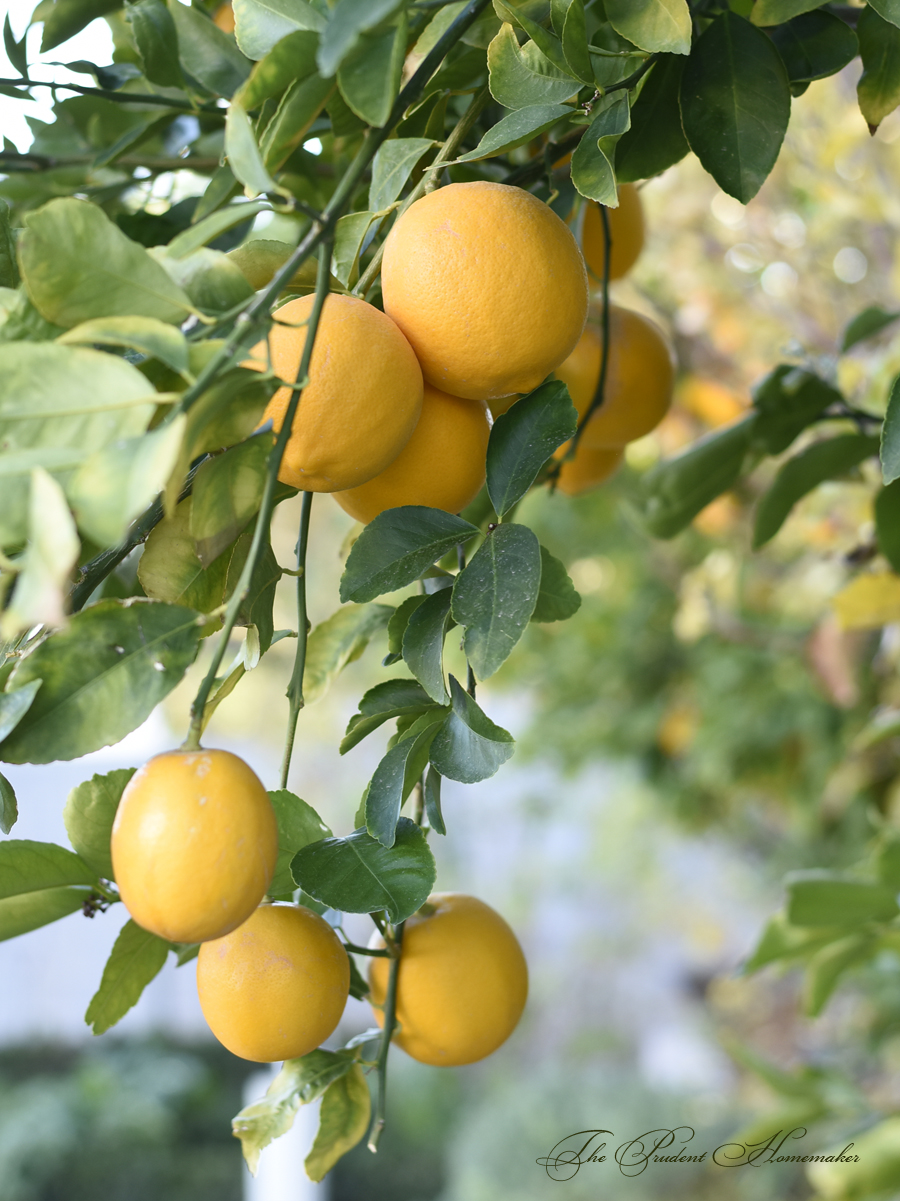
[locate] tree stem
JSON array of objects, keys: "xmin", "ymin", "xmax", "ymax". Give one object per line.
[
  {"xmin": 280, "ymin": 490, "xmax": 314, "ymax": 789},
  {"xmin": 368, "ymin": 920, "xmax": 404, "ymax": 1153},
  {"xmin": 567, "ymin": 202, "xmax": 612, "ymax": 456},
  {"xmin": 0, "ymin": 77, "xmax": 220, "ymax": 111}
]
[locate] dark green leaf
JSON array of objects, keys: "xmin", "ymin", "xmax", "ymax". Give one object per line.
[
  {"xmin": 0, "ymin": 600, "xmax": 202, "ymax": 765},
  {"xmin": 0, "ymin": 679, "xmax": 42, "ymax": 744},
  {"xmin": 235, "ymin": 29, "xmax": 319, "ymax": 109},
  {"xmin": 459, "ymin": 103, "xmax": 574, "ymax": 162},
  {"xmin": 0, "ymin": 199, "xmax": 19, "ymax": 289},
  {"xmin": 753, "ymin": 435, "xmax": 880, "ymax": 549},
  {"xmin": 346, "ymin": 951, "xmax": 369, "ymax": 1000},
  {"xmin": 0, "ymin": 771, "xmax": 16, "ymax": 835},
  {"xmin": 876, "ymin": 479, "xmax": 900, "ymax": 571},
  {"xmin": 366, "ymin": 710, "xmax": 447, "ymax": 847},
  {"xmin": 424, "ymin": 765, "xmax": 444, "ymax": 835},
  {"xmin": 332, "ymin": 211, "xmax": 379, "ymax": 289},
  {"xmin": 305, "ymin": 1065, "xmax": 370, "ymax": 1183},
  {"xmin": 571, "ymin": 92, "xmax": 631, "ymax": 205},
  {"xmin": 429, "ymin": 676, "xmax": 515, "ymax": 783},
  {"xmin": 139, "ymin": 499, "xmax": 232, "ymax": 615},
  {"xmin": 841, "ymin": 305, "xmax": 900, "ymax": 353},
  {"xmin": 190, "ymin": 435, "xmax": 272, "ymax": 567},
  {"xmin": 229, "ymin": 530, "xmax": 282, "ymax": 653},
  {"xmin": 451, "ymin": 524, "xmax": 541, "ymax": 679},
  {"xmin": 751, "ymin": 0, "xmax": 821, "ymax": 24},
  {"xmin": 402, "ymin": 587, "xmax": 454, "ymax": 704},
  {"xmin": 267, "ymin": 789, "xmax": 332, "ymax": 896},
  {"xmin": 303, "ymin": 603, "xmax": 394, "ymax": 703},
  {"xmin": 857, "ymin": 6, "xmax": 900, "ymax": 130},
  {"xmin": 85, "ymin": 918, "xmax": 170, "ymax": 1035},
  {"xmin": 561, "ymin": 0, "xmax": 593, "ymax": 84},
  {"xmin": 233, "ymin": 0, "xmax": 324, "ymax": 61},
  {"xmin": 486, "ymin": 380, "xmax": 577, "ymax": 516},
  {"xmin": 38, "ymin": 0, "xmax": 122, "ymax": 52},
  {"xmin": 290, "ymin": 817, "xmax": 437, "ymax": 923},
  {"xmin": 869, "ymin": 0, "xmax": 900, "ymax": 31},
  {"xmin": 369, "ymin": 138, "xmax": 436, "ymax": 211},
  {"xmin": 384, "ymin": 595, "xmax": 427, "ymax": 664},
  {"xmin": 532, "ymin": 544, "xmax": 581, "ymax": 622},
  {"xmin": 487, "ymin": 21, "xmax": 580, "ymax": 110},
  {"xmin": 0, "ymin": 885, "xmax": 92, "ymax": 942},
  {"xmin": 340, "ymin": 507, "xmax": 479, "ymax": 604},
  {"xmin": 882, "ymin": 374, "xmax": 900, "ymax": 485},
  {"xmin": 680, "ymin": 11, "xmax": 791, "ymax": 204},
  {"xmin": 341, "ymin": 678, "xmax": 435, "ymax": 755},
  {"xmin": 770, "ymin": 11, "xmax": 857, "ymax": 86},
  {"xmin": 126, "ymin": 0, "xmax": 182, "ymax": 88},
  {"xmin": 752, "ymin": 365, "xmax": 842, "ymax": 454},
  {"xmin": 3, "ymin": 15, "xmax": 28, "ymax": 78},
  {"xmin": 0, "ymin": 839, "xmax": 96, "ymax": 899},
  {"xmin": 605, "ymin": 0, "xmax": 691, "ymax": 55},
  {"xmin": 318, "ymin": 0, "xmax": 406, "ymax": 77},
  {"xmin": 261, "ymin": 73, "xmax": 335, "ymax": 172},
  {"xmin": 168, "ymin": 0, "xmax": 251, "ymax": 98},
  {"xmin": 805, "ymin": 933, "xmax": 877, "ymax": 1017},
  {"xmin": 63, "ymin": 768, "xmax": 135, "ymax": 881},
  {"xmin": 640, "ymin": 415, "xmax": 755, "ymax": 539},
  {"xmin": 337, "ymin": 16, "xmax": 406, "ymax": 129},
  {"xmin": 615, "ymin": 54, "xmax": 689, "ymax": 183},
  {"xmin": 786, "ymin": 873, "xmax": 900, "ymax": 927}
]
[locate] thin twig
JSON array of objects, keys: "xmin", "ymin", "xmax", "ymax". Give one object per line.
[
  {"xmin": 280, "ymin": 490, "xmax": 314, "ymax": 789},
  {"xmin": 368, "ymin": 920, "xmax": 404, "ymax": 1153},
  {"xmin": 0, "ymin": 76, "xmax": 219, "ymax": 112},
  {"xmin": 567, "ymin": 203, "xmax": 612, "ymax": 457}
]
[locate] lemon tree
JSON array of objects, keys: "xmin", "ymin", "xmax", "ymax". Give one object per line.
[{"xmin": 0, "ymin": 0, "xmax": 897, "ymax": 1187}]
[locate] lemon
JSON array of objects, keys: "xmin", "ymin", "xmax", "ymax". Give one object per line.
[
  {"xmin": 556, "ymin": 446, "xmax": 624, "ymax": 496},
  {"xmin": 580, "ymin": 183, "xmax": 645, "ymax": 282}
]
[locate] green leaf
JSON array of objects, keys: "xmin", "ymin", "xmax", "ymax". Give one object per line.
[
  {"xmin": 233, "ymin": 0, "xmax": 324, "ymax": 61},
  {"xmin": 190, "ymin": 435, "xmax": 272, "ymax": 567},
  {"xmin": 0, "ymin": 839, "xmax": 96, "ymax": 899},
  {"xmin": 304, "ymin": 603, "xmax": 394, "ymax": 703},
  {"xmin": 615, "ymin": 54, "xmax": 689, "ymax": 183},
  {"xmin": 744, "ymin": 911, "xmax": 846, "ymax": 973},
  {"xmin": 151, "ymin": 245, "xmax": 255, "ymax": 316},
  {"xmin": 882, "ymin": 375, "xmax": 900, "ymax": 484},
  {"xmin": 260, "ymin": 73, "xmax": 335, "ymax": 172},
  {"xmin": 751, "ymin": 365, "xmax": 842, "ymax": 454},
  {"xmin": 640, "ymin": 415, "xmax": 755, "ymax": 539},
  {"xmin": 424, "ymin": 765, "xmax": 445, "ymax": 834},
  {"xmin": 139, "ymin": 499, "xmax": 232, "ymax": 614},
  {"xmin": 858, "ymin": 6, "xmax": 900, "ymax": 130},
  {"xmin": 680, "ymin": 11, "xmax": 791, "ymax": 204},
  {"xmin": 402, "ymin": 587, "xmax": 454, "ymax": 705},
  {"xmin": 560, "ymin": 1, "xmax": 593, "ymax": 84},
  {"xmin": 786, "ymin": 872, "xmax": 900, "ymax": 927},
  {"xmin": 750, "ymin": 0, "xmax": 821, "ymax": 24},
  {"xmin": 166, "ymin": 201, "xmax": 271, "ymax": 260},
  {"xmin": 452, "ymin": 524, "xmax": 541, "ymax": 679},
  {"xmin": 235, "ymin": 29, "xmax": 320, "ymax": 108},
  {"xmin": 0, "ymin": 600, "xmax": 203, "ymax": 765},
  {"xmin": 62, "ymin": 768, "xmax": 135, "ymax": 882},
  {"xmin": 487, "ymin": 22, "xmax": 580, "ymax": 110},
  {"xmin": 806, "ymin": 1117, "xmax": 900, "ymax": 1200},
  {"xmin": 267, "ymin": 789, "xmax": 332, "ymax": 896},
  {"xmin": 429, "ymin": 675, "xmax": 515, "ymax": 783},
  {"xmin": 494, "ymin": 1, "xmax": 570, "ymax": 74},
  {"xmin": 168, "ymin": 0, "xmax": 251, "ymax": 97},
  {"xmin": 331, "ymin": 211, "xmax": 379, "ymax": 289},
  {"xmin": 877, "ymin": 834, "xmax": 900, "ymax": 890},
  {"xmin": 486, "ymin": 379, "xmax": 577, "ymax": 516},
  {"xmin": 0, "ymin": 680, "xmax": 42, "ymax": 744},
  {"xmin": 605, "ymin": 0, "xmax": 691, "ymax": 56},
  {"xmin": 770, "ymin": 11, "xmax": 858, "ymax": 87},
  {"xmin": 870, "ymin": 0, "xmax": 900, "ymax": 32},
  {"xmin": 84, "ymin": 918, "xmax": 170, "ymax": 1035},
  {"xmin": 0, "ymin": 200, "xmax": 19, "ymax": 289},
  {"xmin": 459, "ymin": 103, "xmax": 574, "ymax": 163},
  {"xmin": 369, "ymin": 138, "xmax": 435, "ymax": 211},
  {"xmin": 126, "ymin": 0, "xmax": 182, "ymax": 87},
  {"xmin": 0, "ymin": 885, "xmax": 92, "ymax": 942},
  {"xmin": 233, "ymin": 1051, "xmax": 354, "ymax": 1176},
  {"xmin": 532, "ymin": 544, "xmax": 581, "ymax": 622},
  {"xmin": 225, "ymin": 101, "xmax": 280, "ymax": 197},
  {"xmin": 384, "ymin": 594, "xmax": 428, "ymax": 664},
  {"xmin": 753, "ymin": 435, "xmax": 880, "ymax": 549},
  {"xmin": 0, "ymin": 771, "xmax": 16, "ymax": 834},
  {"xmin": 57, "ymin": 315, "xmax": 189, "ymax": 374},
  {"xmin": 804, "ymin": 932, "xmax": 877, "ymax": 1017},
  {"xmin": 318, "ymin": 0, "xmax": 405, "ymax": 77},
  {"xmin": 842, "ymin": 305, "xmax": 900, "ymax": 353},
  {"xmin": 876, "ymin": 479, "xmax": 900, "ymax": 572},
  {"xmin": 337, "ymin": 16, "xmax": 406, "ymax": 128},
  {"xmin": 570, "ymin": 92, "xmax": 631, "ymax": 205},
  {"xmin": 341, "ymin": 678, "xmax": 436, "ymax": 755},
  {"xmin": 38, "ymin": 0, "xmax": 122, "ymax": 52},
  {"xmin": 228, "ymin": 530, "xmax": 282, "ymax": 653},
  {"xmin": 366, "ymin": 710, "xmax": 447, "ymax": 846},
  {"xmin": 305, "ymin": 1064, "xmax": 371, "ymax": 1183},
  {"xmin": 290, "ymin": 817, "xmax": 437, "ymax": 923},
  {"xmin": 340, "ymin": 507, "xmax": 480, "ymax": 604},
  {"xmin": 18, "ymin": 198, "xmax": 192, "ymax": 327},
  {"xmin": 68, "ymin": 418, "xmax": 187, "ymax": 549}
]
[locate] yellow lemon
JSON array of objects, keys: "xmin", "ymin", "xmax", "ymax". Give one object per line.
[
  {"xmin": 368, "ymin": 893, "xmax": 528, "ymax": 1067},
  {"xmin": 555, "ymin": 446, "xmax": 624, "ymax": 496},
  {"xmin": 555, "ymin": 306, "xmax": 674, "ymax": 448},
  {"xmin": 111, "ymin": 749, "xmax": 278, "ymax": 944},
  {"xmin": 381, "ymin": 182, "xmax": 588, "ymax": 401},
  {"xmin": 197, "ymin": 904, "xmax": 350, "ymax": 1062},
  {"xmin": 580, "ymin": 183, "xmax": 645, "ymax": 282},
  {"xmin": 332, "ymin": 383, "xmax": 490, "ymax": 523},
  {"xmin": 248, "ymin": 293, "xmax": 423, "ymax": 492},
  {"xmin": 487, "ymin": 394, "xmax": 520, "ymax": 419}
]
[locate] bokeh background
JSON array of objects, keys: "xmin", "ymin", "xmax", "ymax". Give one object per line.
[{"xmin": 3, "ymin": 3, "xmax": 900, "ymax": 1198}]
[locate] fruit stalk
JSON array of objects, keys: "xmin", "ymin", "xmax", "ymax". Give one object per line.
[
  {"xmin": 368, "ymin": 919, "xmax": 404, "ymax": 1153},
  {"xmin": 279, "ymin": 489, "xmax": 314, "ymax": 789}
]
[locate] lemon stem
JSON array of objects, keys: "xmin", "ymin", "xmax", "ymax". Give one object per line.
[
  {"xmin": 566, "ymin": 202, "xmax": 612, "ymax": 460},
  {"xmin": 368, "ymin": 919, "xmax": 404, "ymax": 1153},
  {"xmin": 280, "ymin": 489, "xmax": 314, "ymax": 790},
  {"xmin": 456, "ymin": 544, "xmax": 477, "ymax": 697}
]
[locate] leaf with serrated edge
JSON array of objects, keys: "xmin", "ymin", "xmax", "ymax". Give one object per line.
[
  {"xmin": 365, "ymin": 713, "xmax": 446, "ymax": 847},
  {"xmin": 532, "ymin": 545, "xmax": 582, "ymax": 622},
  {"xmin": 84, "ymin": 919, "xmax": 169, "ymax": 1035},
  {"xmin": 486, "ymin": 380, "xmax": 577, "ymax": 516},
  {"xmin": 341, "ymin": 678, "xmax": 435, "ymax": 755},
  {"xmin": 402, "ymin": 587, "xmax": 453, "ymax": 704},
  {"xmin": 429, "ymin": 676, "xmax": 515, "ymax": 784},
  {"xmin": 267, "ymin": 790, "xmax": 332, "ymax": 896}
]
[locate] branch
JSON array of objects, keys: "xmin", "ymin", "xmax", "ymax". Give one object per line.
[
  {"xmin": 0, "ymin": 150, "xmax": 222, "ymax": 173},
  {"xmin": 0, "ymin": 76, "xmax": 219, "ymax": 112}
]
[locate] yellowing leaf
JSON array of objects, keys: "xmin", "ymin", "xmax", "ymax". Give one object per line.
[
  {"xmin": 304, "ymin": 1064, "xmax": 371, "ymax": 1182},
  {"xmin": 1, "ymin": 469, "xmax": 79, "ymax": 639},
  {"xmin": 832, "ymin": 572, "xmax": 900, "ymax": 629}
]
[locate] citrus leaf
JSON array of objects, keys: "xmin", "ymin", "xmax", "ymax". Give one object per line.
[
  {"xmin": 0, "ymin": 771, "xmax": 16, "ymax": 834},
  {"xmin": 317, "ymin": 0, "xmax": 406, "ymax": 77},
  {"xmin": 0, "ymin": 199, "xmax": 19, "ymax": 289},
  {"xmin": 869, "ymin": 0, "xmax": 900, "ymax": 30},
  {"xmin": 0, "ymin": 680, "xmax": 42, "ymax": 745},
  {"xmin": 267, "ymin": 790, "xmax": 332, "ymax": 896},
  {"xmin": 369, "ymin": 137, "xmax": 435, "ymax": 211},
  {"xmin": 332, "ymin": 211, "xmax": 379, "ymax": 289},
  {"xmin": 459, "ymin": 103, "xmax": 574, "ymax": 162},
  {"xmin": 225, "ymin": 101, "xmax": 280, "ymax": 197},
  {"xmin": 751, "ymin": 0, "xmax": 821, "ymax": 24},
  {"xmin": 428, "ymin": 676, "xmax": 515, "ymax": 783},
  {"xmin": 532, "ymin": 545, "xmax": 581, "ymax": 622},
  {"xmin": 233, "ymin": 0, "xmax": 324, "ymax": 61},
  {"xmin": 189, "ymin": 434, "xmax": 272, "ymax": 567},
  {"xmin": 18, "ymin": 198, "xmax": 192, "ymax": 327},
  {"xmin": 235, "ymin": 29, "xmax": 319, "ymax": 108},
  {"xmin": 615, "ymin": 54, "xmax": 689, "ymax": 183},
  {"xmin": 168, "ymin": 0, "xmax": 251, "ymax": 98},
  {"xmin": 337, "ymin": 17, "xmax": 406, "ymax": 129},
  {"xmin": 424, "ymin": 765, "xmax": 444, "ymax": 835},
  {"xmin": 769, "ymin": 11, "xmax": 858, "ymax": 86},
  {"xmin": 63, "ymin": 768, "xmax": 136, "ymax": 882},
  {"xmin": 883, "ymin": 375, "xmax": 900, "ymax": 484},
  {"xmin": 290, "ymin": 817, "xmax": 437, "ymax": 923},
  {"xmin": 166, "ymin": 200, "xmax": 271, "ymax": 259},
  {"xmin": 452, "ymin": 524, "xmax": 541, "ymax": 680},
  {"xmin": 876, "ymin": 480, "xmax": 900, "ymax": 572},
  {"xmin": 487, "ymin": 22, "xmax": 580, "ymax": 110},
  {"xmin": 304, "ymin": 603, "xmax": 394, "ymax": 703},
  {"xmin": 151, "ymin": 245, "xmax": 255, "ymax": 316},
  {"xmin": 804, "ymin": 933, "xmax": 877, "ymax": 1017},
  {"xmin": 402, "ymin": 587, "xmax": 454, "ymax": 704},
  {"xmin": 365, "ymin": 712, "xmax": 447, "ymax": 847},
  {"xmin": 39, "ymin": 0, "xmax": 123, "ymax": 52},
  {"xmin": 84, "ymin": 918, "xmax": 170, "ymax": 1035},
  {"xmin": 858, "ymin": 6, "xmax": 900, "ymax": 130},
  {"xmin": 305, "ymin": 1065, "xmax": 370, "ymax": 1183},
  {"xmin": 126, "ymin": 0, "xmax": 182, "ymax": 87},
  {"xmin": 841, "ymin": 306, "xmax": 900, "ymax": 353},
  {"xmin": 605, "ymin": 0, "xmax": 691, "ymax": 56},
  {"xmin": 260, "ymin": 73, "xmax": 334, "ymax": 173},
  {"xmin": 751, "ymin": 365, "xmax": 842, "ymax": 454},
  {"xmin": 340, "ymin": 507, "xmax": 480, "ymax": 604},
  {"xmin": 138, "ymin": 499, "xmax": 232, "ymax": 615},
  {"xmin": 786, "ymin": 873, "xmax": 900, "ymax": 927},
  {"xmin": 0, "ymin": 839, "xmax": 96, "ymax": 899},
  {"xmin": 680, "ymin": 11, "xmax": 791, "ymax": 204},
  {"xmin": 494, "ymin": 1, "xmax": 570, "ymax": 74},
  {"xmin": 340, "ymin": 678, "xmax": 436, "ymax": 755},
  {"xmin": 0, "ymin": 885, "xmax": 93, "ymax": 942},
  {"xmin": 570, "ymin": 92, "xmax": 631, "ymax": 205},
  {"xmin": 0, "ymin": 600, "xmax": 203, "ymax": 765},
  {"xmin": 57, "ymin": 315, "xmax": 189, "ymax": 374},
  {"xmin": 486, "ymin": 379, "xmax": 577, "ymax": 516}
]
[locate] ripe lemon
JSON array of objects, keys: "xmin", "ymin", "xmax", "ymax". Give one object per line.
[
  {"xmin": 487, "ymin": 394, "xmax": 520, "ymax": 419},
  {"xmin": 368, "ymin": 893, "xmax": 528, "ymax": 1067},
  {"xmin": 197, "ymin": 904, "xmax": 350, "ymax": 1062},
  {"xmin": 332, "ymin": 383, "xmax": 490, "ymax": 523},
  {"xmin": 555, "ymin": 306, "xmax": 674, "ymax": 448},
  {"xmin": 111, "ymin": 749, "xmax": 278, "ymax": 944},
  {"xmin": 580, "ymin": 183, "xmax": 644, "ymax": 282},
  {"xmin": 556, "ymin": 446, "xmax": 624, "ymax": 496},
  {"xmin": 381, "ymin": 182, "xmax": 588, "ymax": 401},
  {"xmin": 247, "ymin": 293, "xmax": 423, "ymax": 492}
]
